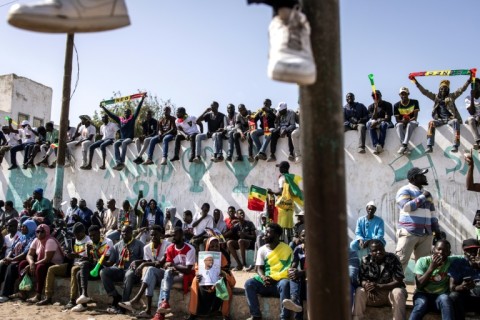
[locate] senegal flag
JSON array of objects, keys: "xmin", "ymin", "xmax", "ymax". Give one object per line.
[
  {"xmin": 254, "ymin": 242, "xmax": 292, "ymax": 283},
  {"xmin": 248, "ymin": 185, "xmax": 267, "ymax": 211},
  {"xmin": 284, "ymin": 173, "xmax": 304, "ymax": 206}
]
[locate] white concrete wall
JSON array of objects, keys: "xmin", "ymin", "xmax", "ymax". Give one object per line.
[
  {"xmin": 0, "ymin": 73, "xmax": 52, "ymax": 126},
  {"xmin": 1, "ymin": 124, "xmax": 479, "ymax": 255}
]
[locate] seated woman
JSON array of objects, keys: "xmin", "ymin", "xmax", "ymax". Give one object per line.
[
  {"xmin": 0, "ymin": 220, "xmax": 36, "ymax": 302},
  {"xmin": 138, "ymin": 199, "xmax": 164, "ymax": 243},
  {"xmin": 187, "ymin": 236, "xmax": 236, "ymax": 320},
  {"xmin": 17, "ymin": 224, "xmax": 64, "ymax": 303}
]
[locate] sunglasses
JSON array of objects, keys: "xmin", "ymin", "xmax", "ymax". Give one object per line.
[{"xmin": 36, "ymin": 230, "xmax": 45, "ymax": 234}]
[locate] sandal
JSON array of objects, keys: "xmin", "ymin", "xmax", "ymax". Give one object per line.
[
  {"xmin": 26, "ymin": 296, "xmax": 40, "ymax": 304},
  {"xmin": 136, "ymin": 310, "xmax": 152, "ymax": 318},
  {"xmin": 8, "ymin": 292, "xmax": 26, "ymax": 301}
]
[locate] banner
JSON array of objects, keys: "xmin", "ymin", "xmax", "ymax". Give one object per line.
[
  {"xmin": 100, "ymin": 92, "xmax": 146, "ymax": 107},
  {"xmin": 409, "ymin": 69, "xmax": 475, "ymax": 79}
]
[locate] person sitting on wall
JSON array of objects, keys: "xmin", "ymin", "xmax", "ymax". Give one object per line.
[
  {"xmin": 191, "ymin": 203, "xmax": 214, "ymax": 252},
  {"xmin": 119, "ymin": 225, "xmax": 170, "ymax": 318},
  {"xmin": 8, "ymin": 119, "xmax": 36, "ymax": 170},
  {"xmin": 196, "ymin": 101, "xmax": 227, "ymax": 163},
  {"xmin": 251, "ymin": 99, "xmax": 277, "ymax": 161},
  {"xmin": 282, "ymin": 229, "xmax": 307, "ymax": 320},
  {"xmin": 66, "ymin": 115, "xmax": 96, "ymax": 168},
  {"xmin": 100, "ymin": 93, "xmax": 146, "ymax": 171},
  {"xmin": 244, "ymin": 223, "xmax": 292, "ymax": 320},
  {"xmin": 81, "ymin": 114, "xmax": 118, "ymax": 170},
  {"xmin": 0, "ymin": 120, "xmax": 20, "ymax": 165},
  {"xmin": 234, "ymin": 104, "xmax": 255, "ymax": 162},
  {"xmin": 393, "ymin": 87, "xmax": 420, "ymax": 155},
  {"xmin": 170, "ymin": 107, "xmax": 202, "ymax": 163},
  {"xmin": 410, "ymin": 239, "xmax": 455, "ymax": 320},
  {"xmin": 133, "ymin": 109, "xmax": 158, "ymax": 165},
  {"xmin": 99, "ymin": 225, "xmax": 144, "ymax": 314},
  {"xmin": 343, "ymin": 93, "xmax": 369, "ymax": 154},
  {"xmin": 219, "ymin": 103, "xmax": 238, "ymax": 162},
  {"xmin": 225, "ymin": 209, "xmax": 256, "ymax": 271},
  {"xmin": 352, "ymin": 239, "xmax": 407, "ymax": 320},
  {"xmin": 23, "ymin": 125, "xmax": 47, "ymax": 168},
  {"xmin": 268, "ymin": 102, "xmax": 297, "ymax": 162},
  {"xmin": 412, "ymin": 76, "xmax": 470, "ymax": 153},
  {"xmin": 448, "ymin": 238, "xmax": 480, "ymax": 319},
  {"xmin": 350, "ymin": 201, "xmax": 385, "ymax": 253},
  {"xmin": 366, "ymin": 90, "xmax": 394, "ymax": 155},
  {"xmin": 186, "ymin": 236, "xmax": 236, "ymax": 320},
  {"xmin": 143, "ymin": 106, "xmax": 177, "ymax": 166},
  {"xmin": 35, "ymin": 121, "xmax": 59, "ymax": 168}
]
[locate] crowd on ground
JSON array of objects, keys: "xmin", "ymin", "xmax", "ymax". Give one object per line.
[
  {"xmin": 344, "ymin": 76, "xmax": 480, "ymax": 155},
  {"xmin": 0, "ymin": 96, "xmax": 303, "ymax": 171}
]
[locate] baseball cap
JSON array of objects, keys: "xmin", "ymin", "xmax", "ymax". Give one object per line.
[
  {"xmin": 21, "ymin": 120, "xmax": 30, "ymax": 126},
  {"xmin": 277, "ymin": 102, "xmax": 287, "ymax": 112},
  {"xmin": 276, "ymin": 161, "xmax": 290, "ymax": 169},
  {"xmin": 462, "ymin": 238, "xmax": 480, "ymax": 249},
  {"xmin": 79, "ymin": 115, "xmax": 91, "ymax": 121},
  {"xmin": 407, "ymin": 167, "xmax": 428, "ymax": 180},
  {"xmin": 399, "ymin": 87, "xmax": 410, "ymax": 94}
]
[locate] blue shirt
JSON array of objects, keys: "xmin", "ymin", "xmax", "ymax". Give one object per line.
[
  {"xmin": 448, "ymin": 257, "xmax": 480, "ymax": 297},
  {"xmin": 354, "ymin": 215, "xmax": 385, "ymax": 245}
]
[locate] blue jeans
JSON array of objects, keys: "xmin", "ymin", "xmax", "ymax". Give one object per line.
[
  {"xmin": 10, "ymin": 142, "xmax": 34, "ymax": 165},
  {"xmin": 244, "ymin": 278, "xmax": 290, "ymax": 319},
  {"xmin": 427, "ymin": 119, "xmax": 460, "ymax": 147},
  {"xmin": 143, "ymin": 267, "xmax": 165, "ymax": 297},
  {"xmin": 147, "ymin": 134, "xmax": 175, "ymax": 159},
  {"xmin": 113, "ymin": 138, "xmax": 132, "ymax": 164},
  {"xmin": 251, "ymin": 129, "xmax": 272, "ymax": 154},
  {"xmin": 290, "ymin": 278, "xmax": 306, "ymax": 320},
  {"xmin": 366, "ymin": 120, "xmax": 389, "ymax": 147},
  {"xmin": 159, "ymin": 268, "xmax": 176, "ymax": 303},
  {"xmin": 88, "ymin": 138, "xmax": 113, "ymax": 163},
  {"xmin": 100, "ymin": 267, "xmax": 140, "ymax": 302},
  {"xmin": 410, "ymin": 292, "xmax": 454, "ymax": 320}
]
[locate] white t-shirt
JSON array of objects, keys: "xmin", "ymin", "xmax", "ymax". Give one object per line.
[
  {"xmin": 278, "ymin": 175, "xmax": 285, "ymax": 189},
  {"xmin": 143, "ymin": 240, "xmax": 170, "ymax": 262},
  {"xmin": 87, "ymin": 237, "xmax": 114, "ymax": 260},
  {"xmin": 4, "ymin": 231, "xmax": 21, "ymax": 254},
  {"xmin": 192, "ymin": 213, "xmax": 214, "ymax": 236},
  {"xmin": 73, "ymin": 235, "xmax": 91, "ymax": 264},
  {"xmin": 146, "ymin": 213, "xmax": 156, "ymax": 227},
  {"xmin": 176, "ymin": 115, "xmax": 200, "ymax": 135},
  {"xmin": 67, "ymin": 127, "xmax": 77, "ymax": 140},
  {"xmin": 5, "ymin": 132, "xmax": 20, "ymax": 147},
  {"xmin": 101, "ymin": 122, "xmax": 118, "ymax": 140},
  {"xmin": 79, "ymin": 124, "xmax": 96, "ymax": 140},
  {"xmin": 19, "ymin": 127, "xmax": 35, "ymax": 144},
  {"xmin": 465, "ymin": 95, "xmax": 480, "ymax": 117}
]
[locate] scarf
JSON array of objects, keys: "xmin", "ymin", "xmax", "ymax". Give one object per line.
[
  {"xmin": 177, "ymin": 114, "xmax": 189, "ymax": 123},
  {"xmin": 117, "ymin": 238, "xmax": 134, "ymax": 269},
  {"xmin": 11, "ymin": 220, "xmax": 36, "ymax": 257},
  {"xmin": 89, "ymin": 238, "xmax": 109, "ymax": 261},
  {"xmin": 119, "ymin": 115, "xmax": 133, "ymax": 124}
]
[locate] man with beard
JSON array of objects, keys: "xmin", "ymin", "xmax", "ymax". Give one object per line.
[
  {"xmin": 395, "ymin": 167, "xmax": 439, "ymax": 272},
  {"xmin": 244, "ymin": 223, "xmax": 292, "ymax": 320},
  {"xmin": 352, "ymin": 240, "xmax": 407, "ymax": 320},
  {"xmin": 410, "ymin": 239, "xmax": 455, "ymax": 320},
  {"xmin": 153, "ymin": 227, "xmax": 195, "ymax": 319},
  {"xmin": 350, "ymin": 201, "xmax": 385, "ymax": 253},
  {"xmin": 100, "ymin": 225, "xmax": 144, "ymax": 314},
  {"xmin": 196, "ymin": 101, "xmax": 226, "ymax": 163},
  {"xmin": 448, "ymin": 238, "xmax": 480, "ymax": 319},
  {"xmin": 412, "ymin": 76, "xmax": 470, "ymax": 153},
  {"xmin": 143, "ymin": 106, "xmax": 177, "ymax": 166}
]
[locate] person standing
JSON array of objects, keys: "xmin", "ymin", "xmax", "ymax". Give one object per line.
[{"xmin": 395, "ymin": 167, "xmax": 439, "ymax": 273}]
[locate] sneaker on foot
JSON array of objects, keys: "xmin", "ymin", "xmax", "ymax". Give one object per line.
[
  {"xmin": 267, "ymin": 6, "xmax": 316, "ymax": 85},
  {"xmin": 71, "ymin": 304, "xmax": 87, "ymax": 312},
  {"xmin": 282, "ymin": 298, "xmax": 303, "ymax": 313},
  {"xmin": 0, "ymin": 296, "xmax": 9, "ymax": 303},
  {"xmin": 75, "ymin": 294, "xmax": 92, "ymax": 305},
  {"xmin": 160, "ymin": 157, "xmax": 167, "ymax": 165},
  {"xmin": 235, "ymin": 155, "xmax": 243, "ymax": 162},
  {"xmin": 376, "ymin": 144, "xmax": 383, "ymax": 154},
  {"xmin": 193, "ymin": 156, "xmax": 201, "ymax": 163},
  {"xmin": 248, "ymin": 155, "xmax": 255, "ymax": 163},
  {"xmin": 118, "ymin": 300, "xmax": 141, "ymax": 312},
  {"xmin": 133, "ymin": 157, "xmax": 143, "ymax": 164},
  {"xmin": 266, "ymin": 154, "xmax": 276, "ymax": 162},
  {"xmin": 152, "ymin": 312, "xmax": 166, "ymax": 320},
  {"xmin": 397, "ymin": 146, "xmax": 407, "ymax": 155},
  {"xmin": 217, "ymin": 155, "xmax": 224, "ymax": 162},
  {"xmin": 474, "ymin": 144, "xmax": 480, "ymax": 150},
  {"xmin": 157, "ymin": 300, "xmax": 171, "ymax": 313},
  {"xmin": 112, "ymin": 163, "xmax": 124, "ymax": 170},
  {"xmin": 425, "ymin": 146, "xmax": 433, "ymax": 153},
  {"xmin": 143, "ymin": 159, "xmax": 154, "ymax": 165},
  {"xmin": 294, "ymin": 155, "xmax": 301, "ymax": 163},
  {"xmin": 8, "ymin": 0, "xmax": 130, "ymax": 34},
  {"xmin": 170, "ymin": 156, "xmax": 179, "ymax": 162},
  {"xmin": 8, "ymin": 164, "xmax": 18, "ymax": 170},
  {"xmin": 288, "ymin": 154, "xmax": 295, "ymax": 161},
  {"xmin": 225, "ymin": 156, "xmax": 233, "ymax": 162},
  {"xmin": 256, "ymin": 152, "xmax": 267, "ymax": 161},
  {"xmin": 357, "ymin": 147, "xmax": 366, "ymax": 154},
  {"xmin": 451, "ymin": 145, "xmax": 459, "ymax": 153}
]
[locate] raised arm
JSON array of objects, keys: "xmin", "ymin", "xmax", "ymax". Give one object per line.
[
  {"xmin": 133, "ymin": 95, "xmax": 146, "ymax": 120},
  {"xmin": 466, "ymin": 153, "xmax": 480, "ymax": 192},
  {"xmin": 412, "ymin": 77, "xmax": 436, "ymax": 101},
  {"xmin": 100, "ymin": 105, "xmax": 120, "ymax": 123}
]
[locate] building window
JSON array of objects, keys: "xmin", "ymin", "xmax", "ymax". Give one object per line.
[
  {"xmin": 33, "ymin": 117, "xmax": 44, "ymax": 128},
  {"xmin": 18, "ymin": 113, "xmax": 29, "ymax": 125}
]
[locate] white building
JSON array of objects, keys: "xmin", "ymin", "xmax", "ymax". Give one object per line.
[{"xmin": 0, "ymin": 73, "xmax": 52, "ymax": 128}]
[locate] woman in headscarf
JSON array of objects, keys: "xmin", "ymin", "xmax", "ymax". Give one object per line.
[
  {"xmin": 137, "ymin": 199, "xmax": 164, "ymax": 243},
  {"xmin": 0, "ymin": 219, "xmax": 36, "ymax": 302},
  {"xmin": 17, "ymin": 224, "xmax": 64, "ymax": 303},
  {"xmin": 163, "ymin": 207, "xmax": 181, "ymax": 241},
  {"xmin": 187, "ymin": 236, "xmax": 235, "ymax": 320}
]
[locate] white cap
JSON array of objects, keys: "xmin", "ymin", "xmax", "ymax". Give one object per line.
[
  {"xmin": 21, "ymin": 120, "xmax": 30, "ymax": 126},
  {"xmin": 277, "ymin": 102, "xmax": 287, "ymax": 111},
  {"xmin": 366, "ymin": 201, "xmax": 376, "ymax": 208}
]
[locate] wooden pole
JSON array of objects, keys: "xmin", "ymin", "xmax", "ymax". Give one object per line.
[
  {"xmin": 301, "ymin": 0, "xmax": 350, "ymax": 318},
  {"xmin": 53, "ymin": 33, "xmax": 74, "ymax": 209}
]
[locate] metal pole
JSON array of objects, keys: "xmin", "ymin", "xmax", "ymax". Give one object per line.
[
  {"xmin": 53, "ymin": 33, "xmax": 74, "ymax": 209},
  {"xmin": 301, "ymin": 0, "xmax": 349, "ymax": 319}
]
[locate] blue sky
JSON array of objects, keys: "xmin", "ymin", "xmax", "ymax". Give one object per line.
[{"xmin": 0, "ymin": 0, "xmax": 478, "ymax": 125}]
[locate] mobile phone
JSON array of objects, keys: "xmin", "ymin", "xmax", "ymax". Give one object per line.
[
  {"xmin": 463, "ymin": 276, "xmax": 472, "ymax": 282},
  {"xmin": 139, "ymin": 190, "xmax": 144, "ymax": 198}
]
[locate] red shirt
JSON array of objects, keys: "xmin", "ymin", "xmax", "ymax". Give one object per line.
[{"xmin": 165, "ymin": 242, "xmax": 196, "ymax": 267}]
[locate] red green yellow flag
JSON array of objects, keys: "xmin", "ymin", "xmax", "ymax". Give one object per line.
[
  {"xmin": 284, "ymin": 173, "xmax": 304, "ymax": 206},
  {"xmin": 248, "ymin": 185, "xmax": 267, "ymax": 211}
]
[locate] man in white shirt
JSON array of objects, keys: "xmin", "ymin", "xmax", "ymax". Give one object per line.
[
  {"xmin": 8, "ymin": 120, "xmax": 36, "ymax": 170},
  {"xmin": 0, "ymin": 121, "xmax": 20, "ymax": 165},
  {"xmin": 67, "ymin": 115, "xmax": 97, "ymax": 168},
  {"xmin": 170, "ymin": 107, "xmax": 202, "ymax": 163},
  {"xmin": 191, "ymin": 203, "xmax": 214, "ymax": 251},
  {"xmin": 1, "ymin": 219, "xmax": 21, "ymax": 259},
  {"xmin": 81, "ymin": 114, "xmax": 118, "ymax": 170},
  {"xmin": 103, "ymin": 199, "xmax": 121, "ymax": 243}
]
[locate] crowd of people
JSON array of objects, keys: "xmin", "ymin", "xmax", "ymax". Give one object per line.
[
  {"xmin": 0, "ymin": 96, "xmax": 303, "ymax": 171},
  {"xmin": 344, "ymin": 77, "xmax": 480, "ymax": 155}
]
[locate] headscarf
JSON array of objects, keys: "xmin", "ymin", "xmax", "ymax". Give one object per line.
[
  {"xmin": 205, "ymin": 236, "xmax": 228, "ymax": 268},
  {"xmin": 10, "ymin": 219, "xmax": 36, "ymax": 258},
  {"xmin": 213, "ymin": 209, "xmax": 226, "ymax": 233},
  {"xmin": 164, "ymin": 207, "xmax": 179, "ymax": 230},
  {"xmin": 35, "ymin": 223, "xmax": 64, "ymax": 260}
]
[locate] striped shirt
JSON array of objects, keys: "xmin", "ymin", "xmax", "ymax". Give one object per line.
[{"xmin": 396, "ymin": 183, "xmax": 438, "ymax": 236}]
